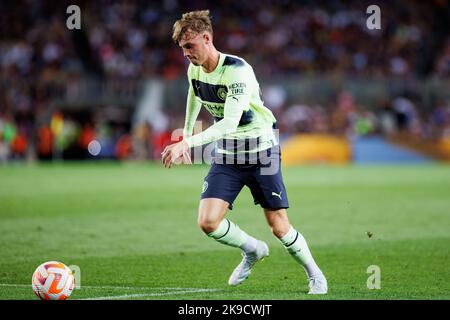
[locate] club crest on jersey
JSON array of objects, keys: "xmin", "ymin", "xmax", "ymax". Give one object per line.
[{"xmin": 217, "ymin": 87, "xmax": 227, "ymax": 101}]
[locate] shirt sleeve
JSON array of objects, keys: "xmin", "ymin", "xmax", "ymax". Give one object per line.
[
  {"xmin": 184, "ymin": 66, "xmax": 252, "ymax": 148},
  {"xmin": 183, "ymin": 66, "xmax": 202, "ymax": 138}
]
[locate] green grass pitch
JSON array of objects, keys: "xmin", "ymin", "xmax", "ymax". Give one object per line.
[{"xmin": 0, "ymin": 162, "xmax": 449, "ymax": 300}]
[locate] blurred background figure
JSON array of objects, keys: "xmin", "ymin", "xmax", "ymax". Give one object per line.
[{"xmin": 1, "ymin": 0, "xmax": 450, "ymax": 164}]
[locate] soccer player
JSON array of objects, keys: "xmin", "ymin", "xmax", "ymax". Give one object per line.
[{"xmin": 162, "ymin": 10, "xmax": 327, "ymax": 294}]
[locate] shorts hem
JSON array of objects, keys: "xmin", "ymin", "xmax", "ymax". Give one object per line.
[{"xmin": 260, "ymin": 205, "xmax": 289, "ymax": 210}]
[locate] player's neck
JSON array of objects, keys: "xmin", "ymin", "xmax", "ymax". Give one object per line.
[{"xmin": 201, "ymin": 48, "xmax": 220, "ymax": 73}]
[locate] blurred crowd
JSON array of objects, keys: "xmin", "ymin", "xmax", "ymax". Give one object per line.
[
  {"xmin": 264, "ymin": 87, "xmax": 450, "ymax": 140},
  {"xmin": 1, "ymin": 0, "xmax": 450, "ymax": 162}
]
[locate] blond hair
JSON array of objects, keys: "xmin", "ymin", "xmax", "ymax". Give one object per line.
[{"xmin": 172, "ymin": 10, "xmax": 213, "ymax": 44}]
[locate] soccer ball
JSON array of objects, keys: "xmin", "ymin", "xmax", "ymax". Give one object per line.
[{"xmin": 32, "ymin": 261, "xmax": 75, "ymax": 300}]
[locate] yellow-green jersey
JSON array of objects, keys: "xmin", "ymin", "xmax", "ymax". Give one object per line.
[{"xmin": 183, "ymin": 52, "xmax": 277, "ymax": 156}]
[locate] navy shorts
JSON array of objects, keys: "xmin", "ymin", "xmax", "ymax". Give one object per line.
[{"xmin": 200, "ymin": 146, "xmax": 289, "ymax": 210}]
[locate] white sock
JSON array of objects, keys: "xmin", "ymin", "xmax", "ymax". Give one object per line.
[
  {"xmin": 208, "ymin": 219, "xmax": 258, "ymax": 254},
  {"xmin": 279, "ymin": 226, "xmax": 323, "ymax": 278}
]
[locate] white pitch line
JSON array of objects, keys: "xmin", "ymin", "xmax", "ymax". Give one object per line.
[
  {"xmin": 79, "ymin": 285, "xmax": 214, "ymax": 291},
  {"xmin": 0, "ymin": 283, "xmax": 222, "ymax": 300},
  {"xmin": 0, "ymin": 283, "xmax": 215, "ymax": 291},
  {"xmin": 0, "ymin": 284, "xmax": 30, "ymax": 288},
  {"xmin": 81, "ymin": 288, "xmax": 221, "ymax": 300}
]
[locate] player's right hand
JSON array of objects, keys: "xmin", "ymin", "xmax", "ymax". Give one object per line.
[
  {"xmin": 174, "ymin": 151, "xmax": 192, "ymax": 165},
  {"xmin": 161, "ymin": 140, "xmax": 190, "ymax": 168}
]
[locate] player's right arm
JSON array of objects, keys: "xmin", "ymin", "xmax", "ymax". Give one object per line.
[
  {"xmin": 183, "ymin": 65, "xmax": 202, "ymax": 139},
  {"xmin": 161, "ymin": 65, "xmax": 198, "ymax": 168}
]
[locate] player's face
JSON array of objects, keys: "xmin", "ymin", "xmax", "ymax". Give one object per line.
[{"xmin": 179, "ymin": 31, "xmax": 208, "ymax": 66}]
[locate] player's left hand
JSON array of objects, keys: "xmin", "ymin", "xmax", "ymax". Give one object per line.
[{"xmin": 161, "ymin": 140, "xmax": 190, "ymax": 168}]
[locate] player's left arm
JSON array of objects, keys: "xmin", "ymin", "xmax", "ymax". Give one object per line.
[{"xmin": 162, "ymin": 67, "xmax": 251, "ymax": 168}]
